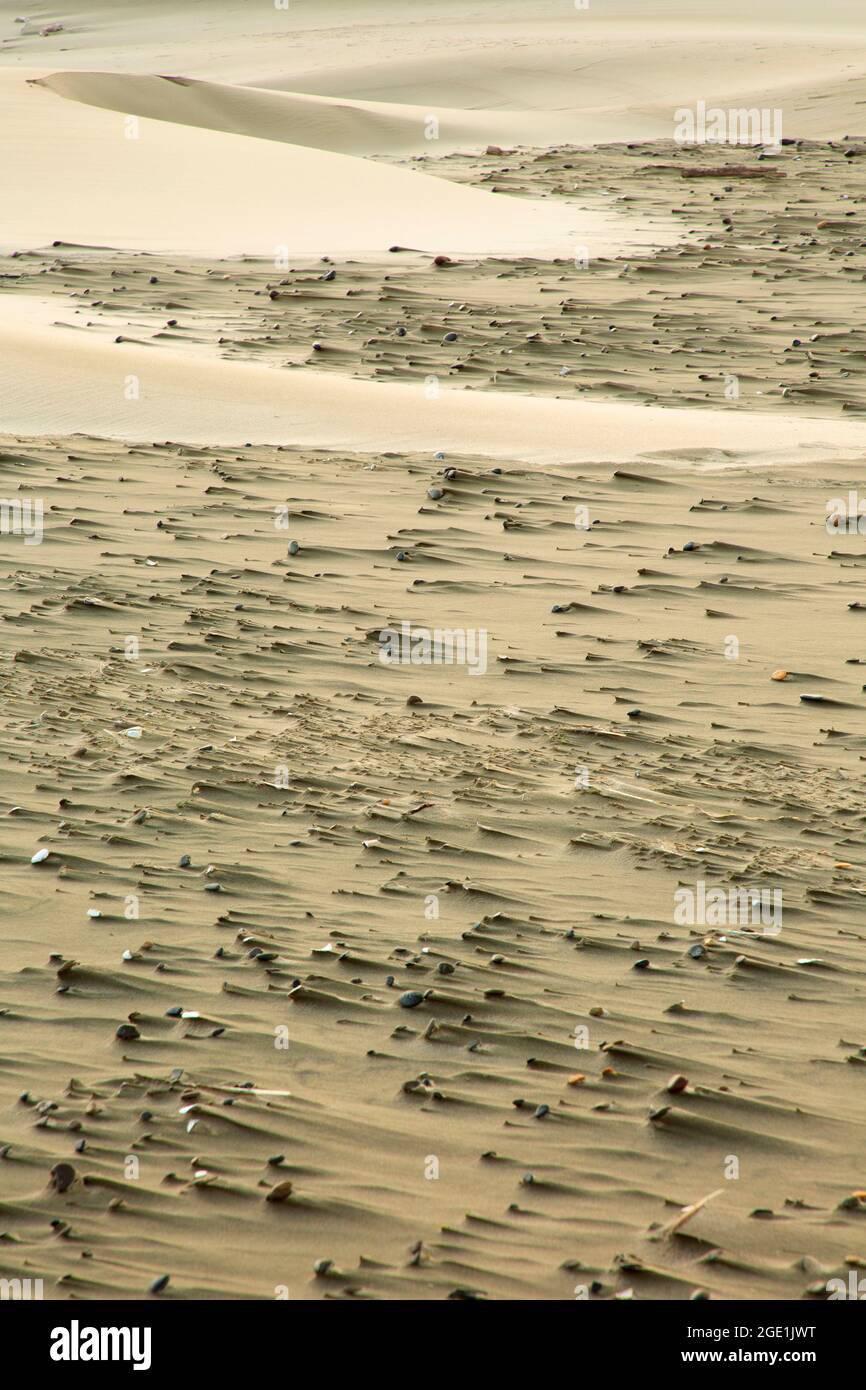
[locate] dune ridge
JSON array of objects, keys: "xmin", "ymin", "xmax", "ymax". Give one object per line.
[
  {"xmin": 34, "ymin": 70, "xmax": 575, "ymax": 156},
  {"xmin": 2, "ymin": 0, "xmax": 866, "ymax": 1304}
]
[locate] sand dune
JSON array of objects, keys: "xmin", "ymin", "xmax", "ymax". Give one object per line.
[
  {"xmin": 35, "ymin": 70, "xmax": 576, "ymax": 156},
  {"xmin": 3, "ymin": 1, "xmax": 865, "ymax": 139},
  {"xmin": 3, "ymin": 0, "xmax": 866, "ymax": 1307},
  {"xmin": 1, "ymin": 71, "xmax": 669, "ymax": 258},
  {"xmin": 265, "ymin": 24, "xmax": 866, "ymax": 145}
]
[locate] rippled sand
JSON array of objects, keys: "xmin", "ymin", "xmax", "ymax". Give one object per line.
[
  {"xmin": 2, "ymin": 431, "xmax": 866, "ymax": 1299},
  {"xmin": 2, "ymin": 0, "xmax": 866, "ymax": 1302}
]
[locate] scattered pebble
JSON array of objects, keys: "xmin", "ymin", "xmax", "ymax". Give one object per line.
[
  {"xmin": 265, "ymin": 1180, "xmax": 294, "ymax": 1203},
  {"xmin": 399, "ymin": 991, "xmax": 425, "ymax": 1008}
]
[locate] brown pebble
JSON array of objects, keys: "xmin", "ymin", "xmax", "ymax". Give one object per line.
[
  {"xmin": 265, "ymin": 1180, "xmax": 294, "ymax": 1203},
  {"xmin": 666, "ymin": 1074, "xmax": 689, "ymax": 1094}
]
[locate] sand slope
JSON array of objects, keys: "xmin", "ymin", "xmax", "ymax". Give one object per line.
[
  {"xmin": 3, "ymin": 1, "xmax": 865, "ymax": 139},
  {"xmin": 0, "ymin": 71, "xmax": 668, "ymax": 258},
  {"xmin": 2, "ymin": 0, "xmax": 866, "ymax": 1305}
]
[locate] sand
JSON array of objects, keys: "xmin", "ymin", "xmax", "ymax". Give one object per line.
[{"xmin": 1, "ymin": 0, "xmax": 866, "ymax": 1303}]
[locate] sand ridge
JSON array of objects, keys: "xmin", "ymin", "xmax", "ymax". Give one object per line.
[{"xmin": 2, "ymin": 0, "xmax": 866, "ymax": 1303}]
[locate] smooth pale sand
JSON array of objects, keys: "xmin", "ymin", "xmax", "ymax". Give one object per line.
[
  {"xmin": 1, "ymin": 71, "xmax": 638, "ymax": 260},
  {"xmin": 2, "ymin": 0, "xmax": 866, "ymax": 1302}
]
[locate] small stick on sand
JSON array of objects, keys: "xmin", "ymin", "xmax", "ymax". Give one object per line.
[{"xmin": 654, "ymin": 1188, "xmax": 723, "ymax": 1240}]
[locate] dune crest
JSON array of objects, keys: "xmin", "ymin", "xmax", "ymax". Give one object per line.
[
  {"xmin": 3, "ymin": 0, "xmax": 866, "ymax": 1310},
  {"xmin": 36, "ymin": 69, "xmax": 575, "ymax": 156}
]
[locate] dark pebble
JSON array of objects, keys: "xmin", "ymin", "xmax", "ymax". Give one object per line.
[
  {"xmin": 50, "ymin": 1163, "xmax": 76, "ymax": 1193},
  {"xmin": 399, "ymin": 991, "xmax": 425, "ymax": 1008}
]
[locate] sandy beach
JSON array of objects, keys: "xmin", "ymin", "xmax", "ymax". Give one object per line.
[{"xmin": 2, "ymin": 0, "xmax": 866, "ymax": 1304}]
